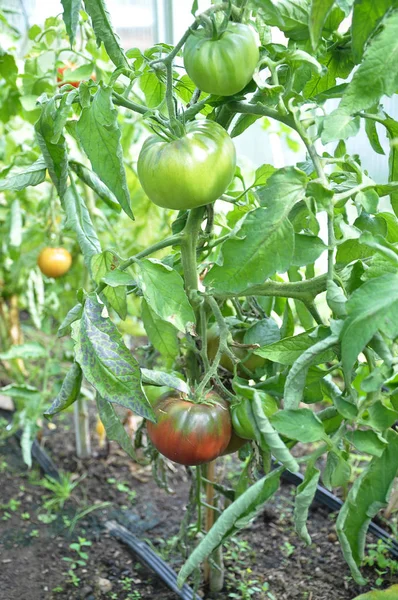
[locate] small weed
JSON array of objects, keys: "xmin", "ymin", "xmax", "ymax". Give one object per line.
[
  {"xmin": 121, "ymin": 576, "xmax": 134, "ymax": 591},
  {"xmin": 2, "ymin": 511, "xmax": 11, "ymax": 521},
  {"xmin": 364, "ymin": 539, "xmax": 398, "ymax": 586},
  {"xmin": 107, "ymin": 478, "xmax": 136, "ymax": 503},
  {"xmin": 62, "ymin": 537, "xmax": 92, "ymax": 586},
  {"xmin": 38, "ymin": 512, "xmax": 57, "ymax": 524},
  {"xmin": 0, "ymin": 460, "xmax": 8, "ymax": 472},
  {"xmin": 52, "ymin": 586, "xmax": 64, "ymax": 593},
  {"xmin": 281, "ymin": 541, "xmax": 295, "ymax": 557},
  {"xmin": 21, "ymin": 512, "xmax": 30, "ymax": 520},
  {"xmin": 29, "ymin": 529, "xmax": 39, "ymax": 538},
  {"xmin": 33, "ymin": 471, "xmax": 84, "ymax": 512},
  {"xmin": 1, "ymin": 498, "xmax": 21, "ymax": 512}
]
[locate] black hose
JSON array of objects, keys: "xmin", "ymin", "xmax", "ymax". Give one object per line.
[
  {"xmin": 281, "ymin": 469, "xmax": 398, "ymax": 557},
  {"xmin": 106, "ymin": 520, "xmax": 202, "ymax": 600}
]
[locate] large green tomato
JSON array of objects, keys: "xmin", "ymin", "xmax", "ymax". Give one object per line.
[
  {"xmin": 137, "ymin": 120, "xmax": 236, "ymax": 210},
  {"xmin": 146, "ymin": 392, "xmax": 232, "ymax": 465},
  {"xmin": 183, "ymin": 22, "xmax": 259, "ymax": 96},
  {"xmin": 231, "ymin": 395, "xmax": 278, "ymax": 440}
]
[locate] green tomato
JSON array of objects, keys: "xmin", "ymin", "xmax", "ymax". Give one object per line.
[
  {"xmin": 231, "ymin": 394, "xmax": 278, "ymax": 440},
  {"xmin": 137, "ymin": 120, "xmax": 236, "ymax": 211},
  {"xmin": 183, "ymin": 22, "xmax": 259, "ymax": 96}
]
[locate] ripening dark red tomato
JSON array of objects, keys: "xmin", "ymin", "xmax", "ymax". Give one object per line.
[
  {"xmin": 146, "ymin": 392, "xmax": 232, "ymax": 466},
  {"xmin": 37, "ymin": 247, "xmax": 72, "ymax": 278}
]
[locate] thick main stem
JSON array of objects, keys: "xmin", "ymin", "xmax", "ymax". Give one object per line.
[{"xmin": 180, "ymin": 207, "xmax": 205, "ymax": 384}]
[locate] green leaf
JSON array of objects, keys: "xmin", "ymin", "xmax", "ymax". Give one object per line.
[
  {"xmin": 340, "ymin": 274, "xmax": 398, "ymax": 376},
  {"xmin": 294, "ymin": 465, "xmax": 320, "ymax": 545},
  {"xmin": 77, "ymin": 86, "xmax": 133, "ymax": 218},
  {"xmin": 367, "ymin": 400, "xmax": 398, "ymax": 431},
  {"xmin": 96, "ymin": 395, "xmax": 138, "ymax": 460},
  {"xmin": 91, "ymin": 251, "xmax": 127, "ymax": 320},
  {"xmin": 323, "ymin": 451, "xmax": 351, "ymax": 489},
  {"xmin": 326, "ymin": 280, "xmax": 347, "ymax": 317},
  {"xmin": 35, "ymin": 99, "xmax": 68, "ymax": 199},
  {"xmin": 61, "ymin": 0, "xmax": 82, "ymax": 46},
  {"xmin": 364, "ymin": 117, "xmax": 385, "ymax": 156},
  {"xmin": 271, "ymin": 408, "xmax": 326, "ymax": 443},
  {"xmin": 251, "ymin": 393, "xmax": 299, "ymax": 473},
  {"xmin": 141, "ymin": 299, "xmax": 179, "ymax": 362},
  {"xmin": 284, "ymin": 333, "xmax": 339, "ymax": 408},
  {"xmin": 256, "ymin": 327, "xmax": 332, "ymax": 365},
  {"xmin": 204, "ymin": 168, "xmax": 307, "ymax": 294},
  {"xmin": 352, "ymin": 585, "xmax": 398, "ymax": 600},
  {"xmin": 1, "ymin": 384, "xmax": 40, "ymax": 400},
  {"xmin": 304, "ymin": 48, "xmax": 354, "ymax": 99},
  {"xmin": 58, "ymin": 303, "xmax": 83, "ymax": 337},
  {"xmin": 292, "ymin": 234, "xmax": 327, "ymax": 267},
  {"xmin": 73, "ymin": 297, "xmax": 155, "ymax": 421},
  {"xmin": 69, "ymin": 161, "xmax": 120, "ymax": 212},
  {"xmin": 137, "ymin": 259, "xmax": 195, "ymax": 333},
  {"xmin": 0, "ymin": 343, "xmax": 47, "ymax": 360},
  {"xmin": 254, "ymin": 0, "xmax": 310, "ymax": 41},
  {"xmin": 345, "ymin": 429, "xmax": 387, "ymax": 457},
  {"xmin": 52, "ymin": 90, "xmax": 78, "ymax": 144},
  {"xmin": 309, "ymin": 0, "xmax": 336, "ymax": 49},
  {"xmin": 140, "ymin": 369, "xmax": 189, "ymax": 394},
  {"xmin": 44, "ymin": 363, "xmax": 82, "ymax": 417},
  {"xmin": 139, "ymin": 72, "xmax": 165, "ymax": 109},
  {"xmin": 231, "ymin": 114, "xmax": 262, "ymax": 138},
  {"xmin": 351, "ymin": 0, "xmax": 398, "ymax": 63},
  {"xmin": 0, "ymin": 158, "xmax": 47, "ymax": 191},
  {"xmin": 340, "ymin": 10, "xmax": 398, "ymax": 115},
  {"xmin": 83, "ymin": 0, "xmax": 129, "ymax": 68},
  {"xmin": 177, "ymin": 469, "xmax": 282, "ymax": 587},
  {"xmin": 321, "ymin": 110, "xmax": 360, "ymax": 144},
  {"xmin": 64, "ymin": 183, "xmax": 101, "ymax": 271},
  {"xmin": 336, "ymin": 429, "xmax": 398, "ymax": 585},
  {"xmin": 243, "ymin": 318, "xmax": 280, "ymax": 349},
  {"xmin": 102, "ymin": 270, "xmax": 135, "ymax": 286}
]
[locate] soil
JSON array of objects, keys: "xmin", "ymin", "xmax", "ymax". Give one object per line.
[{"xmin": 0, "ymin": 411, "xmax": 397, "ymax": 600}]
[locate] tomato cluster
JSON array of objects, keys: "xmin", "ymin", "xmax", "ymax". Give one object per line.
[{"xmin": 137, "ymin": 22, "xmax": 258, "ymax": 211}]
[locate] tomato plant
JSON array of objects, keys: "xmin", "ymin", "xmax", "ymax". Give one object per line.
[
  {"xmin": 147, "ymin": 392, "xmax": 232, "ymax": 465},
  {"xmin": 2, "ymin": 0, "xmax": 398, "ymax": 595},
  {"xmin": 183, "ymin": 22, "xmax": 259, "ymax": 96},
  {"xmin": 137, "ymin": 120, "xmax": 236, "ymax": 210}
]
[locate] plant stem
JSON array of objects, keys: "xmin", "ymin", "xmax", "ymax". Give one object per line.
[
  {"xmin": 180, "ymin": 207, "xmax": 205, "ymax": 297},
  {"xmin": 149, "ymin": 3, "xmax": 235, "ymax": 68},
  {"xmin": 214, "ymin": 273, "xmax": 328, "ymax": 302},
  {"xmin": 165, "ymin": 61, "xmax": 176, "ymax": 121},
  {"xmin": 74, "ymin": 396, "xmax": 91, "ymax": 459},
  {"xmin": 112, "ymin": 91, "xmax": 149, "ymax": 115}
]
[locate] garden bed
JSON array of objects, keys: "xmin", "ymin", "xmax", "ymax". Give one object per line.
[{"xmin": 0, "ymin": 412, "xmax": 392, "ymax": 600}]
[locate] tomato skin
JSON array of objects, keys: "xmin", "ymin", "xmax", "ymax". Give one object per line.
[
  {"xmin": 207, "ymin": 327, "xmax": 267, "ymax": 379},
  {"xmin": 183, "ymin": 23, "xmax": 259, "ymax": 96},
  {"xmin": 137, "ymin": 120, "xmax": 236, "ymax": 210},
  {"xmin": 37, "ymin": 247, "xmax": 72, "ymax": 278},
  {"xmin": 231, "ymin": 395, "xmax": 278, "ymax": 440},
  {"xmin": 146, "ymin": 392, "xmax": 232, "ymax": 466}
]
